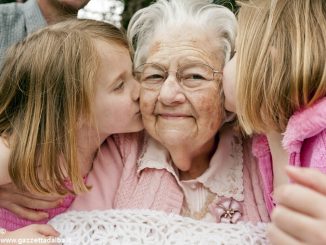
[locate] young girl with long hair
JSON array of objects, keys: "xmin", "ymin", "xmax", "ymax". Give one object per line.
[
  {"xmin": 0, "ymin": 18, "xmax": 143, "ymax": 240},
  {"xmin": 223, "ymin": 0, "xmax": 326, "ymax": 243}
]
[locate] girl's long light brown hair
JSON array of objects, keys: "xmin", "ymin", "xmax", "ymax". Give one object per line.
[
  {"xmin": 236, "ymin": 0, "xmax": 326, "ymax": 134},
  {"xmin": 0, "ymin": 19, "xmax": 129, "ymax": 195}
]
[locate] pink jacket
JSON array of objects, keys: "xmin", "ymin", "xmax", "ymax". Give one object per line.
[
  {"xmin": 71, "ymin": 130, "xmax": 269, "ymax": 223},
  {"xmin": 252, "ymin": 97, "xmax": 326, "ymax": 215}
]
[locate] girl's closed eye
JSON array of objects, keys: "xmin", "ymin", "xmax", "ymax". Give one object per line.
[{"xmin": 113, "ymin": 80, "xmax": 125, "ymax": 91}]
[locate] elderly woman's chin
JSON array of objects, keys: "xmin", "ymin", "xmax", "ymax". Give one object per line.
[{"xmin": 146, "ymin": 119, "xmax": 197, "ymax": 148}]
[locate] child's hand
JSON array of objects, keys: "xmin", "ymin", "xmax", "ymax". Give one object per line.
[
  {"xmin": 268, "ymin": 167, "xmax": 326, "ymax": 245},
  {"xmin": 0, "ymin": 183, "xmax": 64, "ymax": 221},
  {"xmin": 0, "ymin": 224, "xmax": 60, "ymax": 245}
]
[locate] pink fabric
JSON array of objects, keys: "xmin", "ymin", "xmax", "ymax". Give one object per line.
[
  {"xmin": 71, "ymin": 131, "xmax": 184, "ymax": 214},
  {"xmin": 242, "ymin": 138, "xmax": 270, "ymax": 222},
  {"xmin": 252, "ymin": 97, "xmax": 326, "ymax": 215},
  {"xmin": 0, "ymin": 133, "xmax": 135, "ymax": 230},
  {"xmin": 0, "ymin": 191, "xmax": 75, "ymax": 231},
  {"xmin": 72, "ymin": 131, "xmax": 269, "ymax": 223},
  {"xmin": 71, "ymin": 134, "xmax": 129, "ymax": 211},
  {"xmin": 251, "ymin": 135, "xmax": 274, "ymax": 215},
  {"xmin": 283, "ymin": 97, "xmax": 326, "ymax": 174}
]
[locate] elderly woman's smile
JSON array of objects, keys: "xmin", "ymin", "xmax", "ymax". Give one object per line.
[{"xmin": 156, "ymin": 112, "xmax": 192, "ymax": 120}]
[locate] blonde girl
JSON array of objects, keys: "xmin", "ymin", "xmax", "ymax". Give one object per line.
[
  {"xmin": 0, "ymin": 18, "xmax": 142, "ymax": 239},
  {"xmin": 223, "ymin": 0, "xmax": 326, "ymax": 243}
]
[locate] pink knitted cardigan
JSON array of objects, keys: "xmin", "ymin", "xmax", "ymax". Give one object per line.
[
  {"xmin": 252, "ymin": 97, "xmax": 326, "ymax": 215},
  {"xmin": 71, "ymin": 130, "xmax": 269, "ymax": 223}
]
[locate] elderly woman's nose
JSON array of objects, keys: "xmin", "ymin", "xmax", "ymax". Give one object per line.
[
  {"xmin": 158, "ymin": 77, "xmax": 186, "ymax": 105},
  {"xmin": 131, "ymin": 78, "xmax": 141, "ymax": 101}
]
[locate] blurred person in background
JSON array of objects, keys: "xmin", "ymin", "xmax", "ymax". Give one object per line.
[{"xmin": 0, "ymin": 0, "xmax": 90, "ymax": 68}]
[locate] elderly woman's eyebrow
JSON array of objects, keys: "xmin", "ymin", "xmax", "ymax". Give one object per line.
[
  {"xmin": 177, "ymin": 57, "xmax": 211, "ymax": 65},
  {"xmin": 146, "ymin": 57, "xmax": 211, "ymax": 68}
]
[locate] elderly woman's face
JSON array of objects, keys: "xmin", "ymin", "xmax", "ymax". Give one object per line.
[{"xmin": 139, "ymin": 28, "xmax": 225, "ymax": 150}]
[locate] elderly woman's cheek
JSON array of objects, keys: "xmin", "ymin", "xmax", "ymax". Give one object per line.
[
  {"xmin": 197, "ymin": 93, "xmax": 224, "ymax": 132},
  {"xmin": 140, "ymin": 90, "xmax": 154, "ymax": 113}
]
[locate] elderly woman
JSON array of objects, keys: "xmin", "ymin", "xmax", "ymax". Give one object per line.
[
  {"xmin": 70, "ymin": 0, "xmax": 268, "ymax": 224},
  {"xmin": 1, "ymin": 0, "xmax": 269, "ymax": 224}
]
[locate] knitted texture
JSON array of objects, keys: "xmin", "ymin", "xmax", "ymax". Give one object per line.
[
  {"xmin": 49, "ymin": 209, "xmax": 268, "ymax": 245},
  {"xmin": 114, "ymin": 167, "xmax": 184, "ymax": 213},
  {"xmin": 251, "ymin": 135, "xmax": 274, "ymax": 215},
  {"xmin": 71, "ymin": 131, "xmax": 269, "ymax": 223},
  {"xmin": 0, "ymin": 195, "xmax": 75, "ymax": 231}
]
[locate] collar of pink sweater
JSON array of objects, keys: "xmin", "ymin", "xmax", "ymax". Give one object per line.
[{"xmin": 138, "ymin": 126, "xmax": 244, "ymax": 201}]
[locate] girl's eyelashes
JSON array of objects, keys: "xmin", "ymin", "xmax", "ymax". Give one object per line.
[{"xmin": 114, "ymin": 81, "xmax": 125, "ymax": 91}]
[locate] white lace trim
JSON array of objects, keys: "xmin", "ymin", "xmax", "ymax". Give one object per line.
[
  {"xmin": 203, "ymin": 131, "xmax": 244, "ymax": 201},
  {"xmin": 137, "ymin": 135, "xmax": 177, "ymax": 177},
  {"xmin": 49, "ymin": 209, "xmax": 268, "ymax": 245}
]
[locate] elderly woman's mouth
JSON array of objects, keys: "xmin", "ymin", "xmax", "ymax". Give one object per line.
[{"xmin": 158, "ymin": 113, "xmax": 192, "ymax": 120}]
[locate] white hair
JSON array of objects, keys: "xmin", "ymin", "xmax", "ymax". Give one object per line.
[{"xmin": 127, "ymin": 0, "xmax": 237, "ymax": 67}]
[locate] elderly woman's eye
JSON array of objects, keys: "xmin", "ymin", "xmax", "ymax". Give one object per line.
[
  {"xmin": 144, "ymin": 73, "xmax": 164, "ymax": 81},
  {"xmin": 184, "ymin": 73, "xmax": 206, "ymax": 80}
]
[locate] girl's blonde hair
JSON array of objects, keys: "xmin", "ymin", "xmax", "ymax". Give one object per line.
[
  {"xmin": 0, "ymin": 19, "xmax": 129, "ymax": 195},
  {"xmin": 236, "ymin": 0, "xmax": 326, "ymax": 134}
]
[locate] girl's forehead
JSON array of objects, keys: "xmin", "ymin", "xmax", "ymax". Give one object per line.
[{"xmin": 94, "ymin": 39, "xmax": 128, "ymax": 52}]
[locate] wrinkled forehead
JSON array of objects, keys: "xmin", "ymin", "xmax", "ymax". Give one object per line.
[{"xmin": 141, "ymin": 26, "xmax": 226, "ymax": 69}]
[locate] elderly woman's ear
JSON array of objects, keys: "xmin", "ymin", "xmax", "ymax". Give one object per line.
[{"xmin": 223, "ymin": 111, "xmax": 236, "ymax": 124}]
